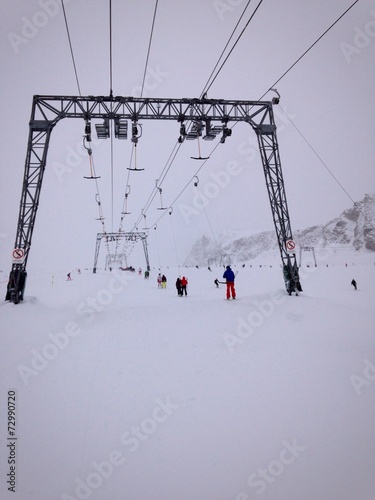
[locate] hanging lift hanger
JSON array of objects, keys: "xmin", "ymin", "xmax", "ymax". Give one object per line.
[
  {"xmin": 121, "ymin": 185, "xmax": 131, "ymax": 215},
  {"xmin": 82, "ymin": 128, "xmax": 101, "ymax": 179},
  {"xmin": 191, "ymin": 135, "xmax": 210, "ymax": 161},
  {"xmin": 127, "ymin": 144, "xmax": 145, "ymax": 171},
  {"xmin": 156, "ymin": 180, "xmax": 168, "ymax": 210}
]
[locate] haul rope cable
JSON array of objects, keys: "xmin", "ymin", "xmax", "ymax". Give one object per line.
[
  {"xmin": 61, "ymin": 0, "xmax": 113, "ymax": 265},
  {"xmin": 277, "ymin": 104, "xmax": 375, "ymax": 231},
  {"xmin": 130, "ymin": 0, "xmax": 263, "ymax": 233},
  {"xmin": 200, "ymin": 0, "xmax": 260, "ymax": 98},
  {"xmin": 61, "ymin": 0, "xmax": 81, "ymax": 96},
  {"xmin": 124, "ymin": 1, "xmax": 362, "ymax": 258}
]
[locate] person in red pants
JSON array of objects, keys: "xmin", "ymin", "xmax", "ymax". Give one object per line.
[{"xmin": 223, "ymin": 265, "xmax": 236, "ymax": 300}]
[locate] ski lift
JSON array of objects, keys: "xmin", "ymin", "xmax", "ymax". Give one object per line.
[
  {"xmin": 156, "ymin": 180, "xmax": 167, "ymax": 210},
  {"xmin": 95, "ymin": 194, "xmax": 105, "ymax": 221},
  {"xmin": 188, "ymin": 121, "xmax": 209, "ymax": 160},
  {"xmin": 121, "ymin": 185, "xmax": 131, "ymax": 215},
  {"xmin": 127, "ymin": 144, "xmax": 144, "ymax": 171},
  {"xmin": 83, "ymin": 136, "xmax": 101, "ymax": 179},
  {"xmin": 142, "ymin": 212, "xmax": 149, "ymax": 230},
  {"xmin": 191, "ymin": 136, "xmax": 210, "ymax": 160}
]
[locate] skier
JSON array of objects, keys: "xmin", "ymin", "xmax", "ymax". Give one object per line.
[
  {"xmin": 223, "ymin": 265, "xmax": 236, "ymax": 300},
  {"xmin": 214, "ymin": 278, "xmax": 219, "ymax": 288},
  {"xmin": 175, "ymin": 277, "xmax": 182, "ymax": 296},
  {"xmin": 180, "ymin": 276, "xmax": 188, "ymax": 296},
  {"xmin": 157, "ymin": 274, "xmax": 162, "ymax": 288},
  {"xmin": 161, "ymin": 274, "xmax": 167, "ymax": 288},
  {"xmin": 67, "ymin": 273, "xmax": 72, "ymax": 281},
  {"xmin": 351, "ymin": 279, "xmax": 357, "ymax": 290}
]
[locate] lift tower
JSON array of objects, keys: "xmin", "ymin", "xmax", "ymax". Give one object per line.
[{"xmin": 6, "ymin": 94, "xmax": 301, "ymax": 303}]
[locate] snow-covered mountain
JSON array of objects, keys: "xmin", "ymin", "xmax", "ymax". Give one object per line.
[{"xmin": 184, "ymin": 193, "xmax": 375, "ymax": 265}]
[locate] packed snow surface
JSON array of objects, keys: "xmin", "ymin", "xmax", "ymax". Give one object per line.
[{"xmin": 1, "ymin": 251, "xmax": 375, "ymax": 500}]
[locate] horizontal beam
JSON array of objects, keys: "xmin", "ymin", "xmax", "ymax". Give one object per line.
[{"xmin": 32, "ymin": 95, "xmax": 272, "ymax": 126}]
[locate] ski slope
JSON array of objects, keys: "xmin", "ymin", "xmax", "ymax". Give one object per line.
[{"xmin": 1, "ymin": 252, "xmax": 375, "ymax": 500}]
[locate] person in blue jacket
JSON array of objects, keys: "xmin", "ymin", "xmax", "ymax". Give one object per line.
[{"xmin": 223, "ymin": 265, "xmax": 236, "ymax": 300}]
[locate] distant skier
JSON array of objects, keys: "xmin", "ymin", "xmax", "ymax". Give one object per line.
[
  {"xmin": 223, "ymin": 265, "xmax": 236, "ymax": 300},
  {"xmin": 67, "ymin": 273, "xmax": 72, "ymax": 281},
  {"xmin": 214, "ymin": 278, "xmax": 219, "ymax": 288},
  {"xmin": 175, "ymin": 277, "xmax": 182, "ymax": 296},
  {"xmin": 157, "ymin": 274, "xmax": 162, "ymax": 288},
  {"xmin": 351, "ymin": 279, "xmax": 357, "ymax": 290},
  {"xmin": 180, "ymin": 276, "xmax": 188, "ymax": 296},
  {"xmin": 161, "ymin": 274, "xmax": 167, "ymax": 289}
]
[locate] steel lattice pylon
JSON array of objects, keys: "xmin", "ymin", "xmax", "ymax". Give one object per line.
[
  {"xmin": 93, "ymin": 232, "xmax": 149, "ymax": 273},
  {"xmin": 6, "ymin": 94, "xmax": 301, "ymax": 303}
]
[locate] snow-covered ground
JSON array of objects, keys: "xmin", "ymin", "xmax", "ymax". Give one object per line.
[{"xmin": 1, "ymin": 250, "xmax": 375, "ymax": 500}]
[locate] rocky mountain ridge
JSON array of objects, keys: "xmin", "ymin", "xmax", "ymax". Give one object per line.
[{"xmin": 184, "ymin": 193, "xmax": 375, "ymax": 266}]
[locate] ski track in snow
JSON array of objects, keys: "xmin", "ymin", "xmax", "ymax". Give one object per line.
[{"xmin": 0, "ymin": 253, "xmax": 375, "ymax": 500}]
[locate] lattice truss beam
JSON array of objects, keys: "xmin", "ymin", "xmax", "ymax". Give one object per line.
[
  {"xmin": 93, "ymin": 232, "xmax": 149, "ymax": 273},
  {"xmin": 6, "ymin": 94, "xmax": 301, "ymax": 303}
]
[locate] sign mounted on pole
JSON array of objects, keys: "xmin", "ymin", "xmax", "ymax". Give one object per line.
[
  {"xmin": 285, "ymin": 239, "xmax": 296, "ymax": 253},
  {"xmin": 12, "ymin": 248, "xmax": 25, "ymax": 264}
]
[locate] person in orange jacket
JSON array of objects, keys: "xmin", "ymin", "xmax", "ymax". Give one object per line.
[{"xmin": 180, "ymin": 276, "xmax": 188, "ymax": 296}]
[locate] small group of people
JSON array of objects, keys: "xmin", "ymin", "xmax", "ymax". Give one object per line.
[
  {"xmin": 175, "ymin": 276, "xmax": 188, "ymax": 296},
  {"xmin": 157, "ymin": 273, "xmax": 167, "ymax": 288}
]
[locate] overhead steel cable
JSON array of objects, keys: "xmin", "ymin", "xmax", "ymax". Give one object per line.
[
  {"xmin": 116, "ymin": 0, "xmax": 159, "ymax": 240},
  {"xmin": 140, "ymin": 0, "xmax": 159, "ymax": 98},
  {"xmin": 61, "ymin": 0, "xmax": 82, "ymax": 96},
  {"xmin": 147, "ymin": 1, "xmax": 362, "ymax": 231},
  {"xmin": 202, "ymin": 0, "xmax": 264, "ymax": 96},
  {"xmin": 109, "ymin": 0, "xmax": 113, "ymax": 96},
  {"xmin": 200, "ymin": 0, "xmax": 253, "ymax": 99},
  {"xmin": 259, "ymin": 0, "xmax": 360, "ymax": 100},
  {"xmin": 130, "ymin": 0, "xmax": 263, "ymax": 233},
  {"xmin": 277, "ymin": 104, "xmax": 375, "ymax": 231}
]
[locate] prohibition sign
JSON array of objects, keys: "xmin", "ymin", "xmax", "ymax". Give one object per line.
[
  {"xmin": 12, "ymin": 248, "xmax": 25, "ymax": 262},
  {"xmin": 285, "ymin": 240, "xmax": 296, "ymax": 252}
]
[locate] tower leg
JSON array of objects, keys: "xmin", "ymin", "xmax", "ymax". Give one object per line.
[
  {"xmin": 6, "ymin": 116, "xmax": 54, "ymax": 303},
  {"xmin": 253, "ymin": 105, "xmax": 301, "ymax": 294}
]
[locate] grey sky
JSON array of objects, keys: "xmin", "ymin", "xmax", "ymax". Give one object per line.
[{"xmin": 1, "ymin": 0, "xmax": 374, "ymax": 271}]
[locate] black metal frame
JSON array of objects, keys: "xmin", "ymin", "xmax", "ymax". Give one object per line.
[
  {"xmin": 93, "ymin": 232, "xmax": 150, "ymax": 273},
  {"xmin": 6, "ymin": 94, "xmax": 300, "ymax": 303}
]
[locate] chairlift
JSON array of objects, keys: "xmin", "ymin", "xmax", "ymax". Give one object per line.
[{"xmin": 193, "ymin": 175, "xmax": 199, "ymax": 187}]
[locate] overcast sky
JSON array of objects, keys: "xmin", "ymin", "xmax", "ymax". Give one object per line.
[{"xmin": 1, "ymin": 0, "xmax": 374, "ymax": 272}]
